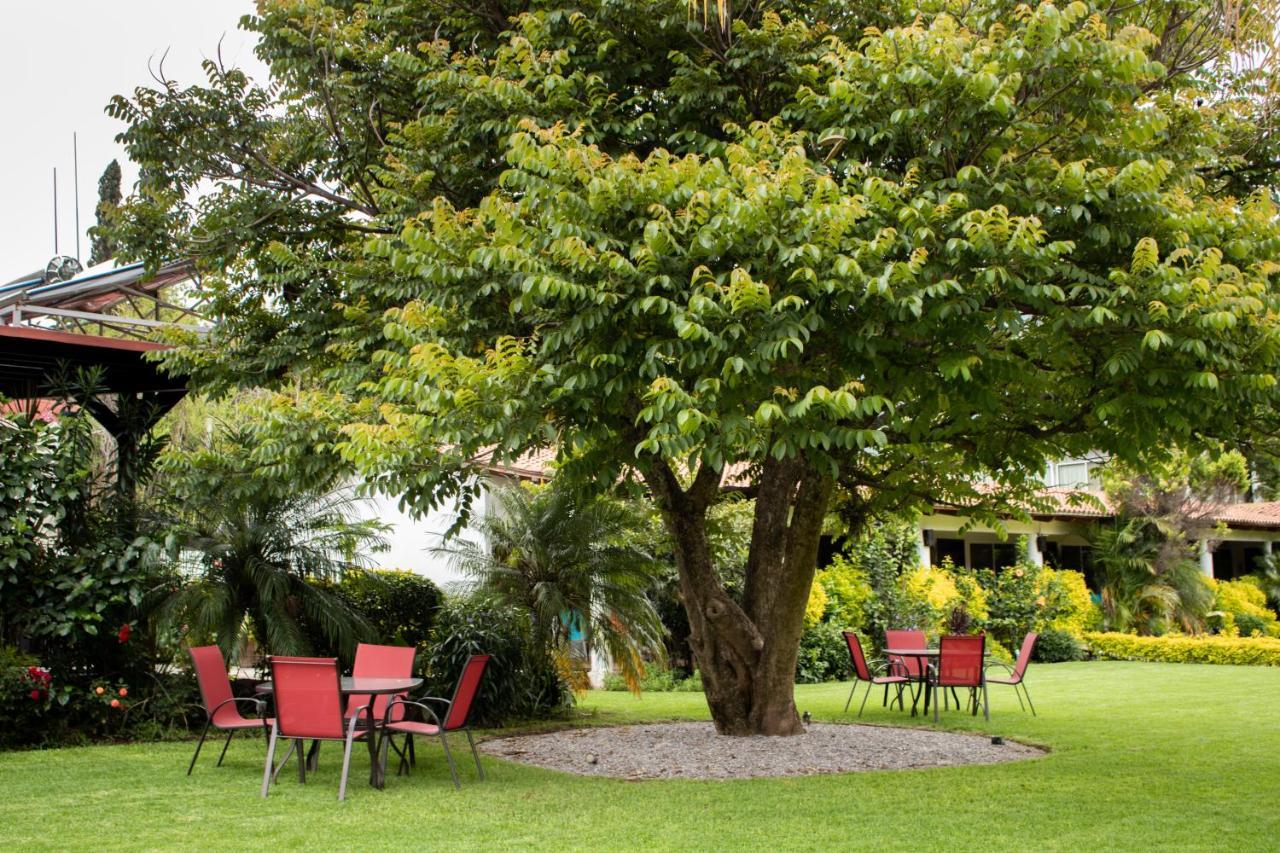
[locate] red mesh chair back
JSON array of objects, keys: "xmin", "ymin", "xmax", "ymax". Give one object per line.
[
  {"xmin": 189, "ymin": 645, "xmax": 238, "ymax": 726},
  {"xmin": 443, "ymin": 655, "xmax": 490, "ymax": 731},
  {"xmin": 1012, "ymin": 632, "xmax": 1038, "ymax": 681},
  {"xmin": 842, "ymin": 632, "xmax": 872, "ymax": 682},
  {"xmin": 347, "ymin": 643, "xmax": 417, "ymax": 722},
  {"xmin": 936, "ymin": 635, "xmax": 986, "ymax": 687},
  {"xmin": 885, "ymin": 629, "xmax": 927, "ymax": 678},
  {"xmin": 269, "ymin": 657, "xmax": 345, "ymax": 740}
]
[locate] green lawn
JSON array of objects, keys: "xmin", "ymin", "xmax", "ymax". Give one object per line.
[{"xmin": 1, "ymin": 662, "xmax": 1277, "ymax": 851}]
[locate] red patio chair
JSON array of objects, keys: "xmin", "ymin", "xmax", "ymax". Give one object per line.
[
  {"xmin": 884, "ymin": 629, "xmax": 927, "ymax": 680},
  {"xmin": 884, "ymin": 628, "xmax": 928, "ymax": 709},
  {"xmin": 930, "ymin": 634, "xmax": 989, "ymax": 722},
  {"xmin": 187, "ymin": 645, "xmax": 271, "ymax": 775},
  {"xmin": 380, "ymin": 654, "xmax": 490, "ymax": 789},
  {"xmin": 842, "ymin": 631, "xmax": 912, "ymax": 717},
  {"xmin": 346, "ymin": 643, "xmax": 417, "ymax": 724},
  {"xmin": 260, "ymin": 656, "xmax": 375, "ymax": 801},
  {"xmin": 985, "ymin": 632, "xmax": 1038, "ymax": 716}
]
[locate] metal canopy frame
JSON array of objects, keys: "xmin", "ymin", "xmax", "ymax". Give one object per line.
[{"xmin": 0, "ymin": 259, "xmax": 207, "ymax": 341}]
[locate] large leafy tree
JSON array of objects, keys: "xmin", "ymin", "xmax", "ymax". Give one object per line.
[{"xmin": 111, "ymin": 0, "xmax": 1280, "ymax": 734}]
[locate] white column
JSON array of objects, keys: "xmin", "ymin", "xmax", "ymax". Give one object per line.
[
  {"xmin": 1025, "ymin": 534, "xmax": 1044, "ymax": 568},
  {"xmin": 1264, "ymin": 540, "xmax": 1273, "ymax": 557},
  {"xmin": 1199, "ymin": 539, "xmax": 1214, "ymax": 577},
  {"xmin": 917, "ymin": 525, "xmax": 933, "ymax": 569},
  {"xmin": 588, "ymin": 644, "xmax": 611, "ymax": 689}
]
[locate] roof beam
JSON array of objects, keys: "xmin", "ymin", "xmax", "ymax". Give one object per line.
[{"xmin": 0, "ymin": 304, "xmax": 210, "ymax": 332}]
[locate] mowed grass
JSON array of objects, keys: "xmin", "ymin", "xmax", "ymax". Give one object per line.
[{"xmin": 1, "ymin": 661, "xmax": 1277, "ymax": 851}]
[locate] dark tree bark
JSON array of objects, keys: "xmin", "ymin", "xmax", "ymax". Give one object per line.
[{"xmin": 643, "ymin": 454, "xmax": 834, "ymax": 736}]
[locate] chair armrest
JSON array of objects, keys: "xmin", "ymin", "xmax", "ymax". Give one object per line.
[
  {"xmin": 984, "ymin": 661, "xmax": 1015, "ymax": 674},
  {"xmin": 347, "ymin": 702, "xmax": 376, "ymax": 736},
  {"xmin": 209, "ymin": 696, "xmax": 265, "ymax": 718},
  {"xmin": 865, "ymin": 658, "xmax": 896, "ymax": 677},
  {"xmin": 384, "ymin": 697, "xmax": 445, "ymax": 728},
  {"xmin": 412, "ymin": 695, "xmax": 453, "ymax": 707}
]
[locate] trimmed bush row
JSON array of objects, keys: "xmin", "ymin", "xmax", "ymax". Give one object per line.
[{"xmin": 1084, "ymin": 632, "xmax": 1280, "ymax": 666}]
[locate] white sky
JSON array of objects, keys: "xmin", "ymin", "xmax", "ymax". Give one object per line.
[{"xmin": 0, "ymin": 1, "xmax": 266, "ymax": 279}]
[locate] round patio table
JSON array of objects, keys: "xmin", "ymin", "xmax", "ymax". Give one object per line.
[{"xmin": 254, "ymin": 676, "xmax": 422, "ymax": 789}]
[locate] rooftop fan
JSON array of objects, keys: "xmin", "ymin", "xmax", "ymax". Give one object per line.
[{"xmin": 43, "ymin": 255, "xmax": 83, "ymax": 284}]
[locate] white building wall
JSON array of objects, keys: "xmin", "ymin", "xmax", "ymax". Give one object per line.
[{"xmin": 355, "ymin": 485, "xmax": 489, "ymax": 591}]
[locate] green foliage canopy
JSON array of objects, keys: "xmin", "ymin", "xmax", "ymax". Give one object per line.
[{"xmin": 111, "ymin": 0, "xmax": 1280, "ymax": 522}]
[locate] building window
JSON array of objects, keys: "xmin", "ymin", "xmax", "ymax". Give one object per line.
[
  {"xmin": 1055, "ymin": 461, "xmax": 1090, "ymax": 487},
  {"xmin": 934, "ymin": 537, "xmax": 965, "ymax": 569},
  {"xmin": 970, "ymin": 542, "xmax": 1019, "ymax": 571}
]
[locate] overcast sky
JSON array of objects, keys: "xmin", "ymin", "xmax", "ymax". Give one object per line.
[{"xmin": 0, "ymin": 1, "xmax": 266, "ymax": 279}]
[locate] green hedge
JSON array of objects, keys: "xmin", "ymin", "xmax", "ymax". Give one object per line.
[
  {"xmin": 1084, "ymin": 632, "xmax": 1280, "ymax": 666},
  {"xmin": 303, "ymin": 568, "xmax": 443, "ymax": 665}
]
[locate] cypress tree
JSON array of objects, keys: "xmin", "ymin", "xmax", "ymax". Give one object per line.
[{"xmin": 88, "ymin": 160, "xmax": 122, "ymax": 266}]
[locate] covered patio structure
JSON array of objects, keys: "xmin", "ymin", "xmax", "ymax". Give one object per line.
[{"xmin": 0, "ymin": 324, "xmax": 188, "ymax": 493}]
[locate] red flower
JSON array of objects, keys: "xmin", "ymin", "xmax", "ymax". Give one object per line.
[
  {"xmin": 117, "ymin": 624, "xmax": 131, "ymax": 644},
  {"xmin": 29, "ymin": 690, "xmax": 40, "ymax": 701},
  {"xmin": 110, "ymin": 699, "xmax": 121, "ymax": 709}
]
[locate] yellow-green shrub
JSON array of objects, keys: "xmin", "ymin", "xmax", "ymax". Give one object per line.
[
  {"xmin": 1040, "ymin": 568, "xmax": 1102, "ymax": 635},
  {"xmin": 1084, "ymin": 632, "xmax": 1280, "ymax": 666},
  {"xmin": 1209, "ymin": 578, "xmax": 1280, "ymax": 638},
  {"xmin": 804, "ymin": 581, "xmax": 828, "ymax": 628},
  {"xmin": 816, "ymin": 553, "xmax": 873, "ymax": 628},
  {"xmin": 902, "ymin": 564, "xmax": 988, "ymax": 634}
]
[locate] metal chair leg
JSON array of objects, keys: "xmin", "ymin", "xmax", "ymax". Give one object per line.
[
  {"xmin": 188, "ymin": 720, "xmax": 211, "ymax": 775},
  {"xmin": 844, "ymin": 680, "xmax": 858, "ymax": 713},
  {"xmin": 1021, "ymin": 682, "xmax": 1036, "ymax": 717},
  {"xmin": 271, "ymin": 739, "xmax": 297, "ymax": 783},
  {"xmin": 297, "ymin": 739, "xmax": 307, "ymax": 784},
  {"xmin": 439, "ymin": 734, "xmax": 461, "ymax": 789},
  {"xmin": 380, "ymin": 731, "xmax": 393, "ymax": 780},
  {"xmin": 215, "ymin": 730, "xmax": 235, "ymax": 767},
  {"xmin": 260, "ymin": 726, "xmax": 279, "ymax": 798},
  {"xmin": 385, "ymin": 733, "xmax": 411, "ymax": 776},
  {"xmin": 857, "ymin": 681, "xmax": 876, "ymax": 717},
  {"xmin": 408, "ymin": 734, "xmax": 416, "ymax": 767},
  {"xmin": 982, "ymin": 681, "xmax": 990, "ymax": 721},
  {"xmin": 465, "ymin": 729, "xmax": 484, "ymax": 780},
  {"xmin": 338, "ymin": 734, "xmax": 356, "ymax": 802},
  {"xmin": 306, "ymin": 739, "xmax": 320, "ymax": 771}
]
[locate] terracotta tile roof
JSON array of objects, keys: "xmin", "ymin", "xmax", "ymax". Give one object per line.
[
  {"xmin": 479, "ymin": 449, "xmax": 1280, "ymax": 531},
  {"xmin": 475, "ymin": 446, "xmax": 557, "ymax": 481},
  {"xmin": 1206, "ymin": 501, "xmax": 1280, "ymax": 530}
]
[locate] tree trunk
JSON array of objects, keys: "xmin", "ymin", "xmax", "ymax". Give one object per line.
[{"xmin": 644, "ymin": 455, "xmax": 834, "ymax": 736}]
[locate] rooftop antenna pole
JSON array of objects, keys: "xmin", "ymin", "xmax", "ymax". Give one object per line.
[
  {"xmin": 53, "ymin": 167, "xmax": 59, "ymax": 255},
  {"xmin": 73, "ymin": 133, "xmax": 81, "ymax": 263}
]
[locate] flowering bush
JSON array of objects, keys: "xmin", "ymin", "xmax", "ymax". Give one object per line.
[{"xmin": 0, "ymin": 647, "xmax": 51, "ymax": 747}]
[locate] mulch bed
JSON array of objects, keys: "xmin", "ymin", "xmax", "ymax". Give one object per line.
[{"xmin": 480, "ymin": 721, "xmax": 1045, "ymax": 780}]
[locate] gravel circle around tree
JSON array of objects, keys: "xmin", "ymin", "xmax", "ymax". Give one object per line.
[{"xmin": 480, "ymin": 722, "xmax": 1046, "ymax": 780}]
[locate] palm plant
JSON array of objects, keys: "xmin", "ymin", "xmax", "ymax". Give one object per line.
[
  {"xmin": 1093, "ymin": 518, "xmax": 1213, "ymax": 635},
  {"xmin": 155, "ymin": 430, "xmax": 387, "ymax": 661},
  {"xmin": 437, "ymin": 484, "xmax": 666, "ymax": 690}
]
